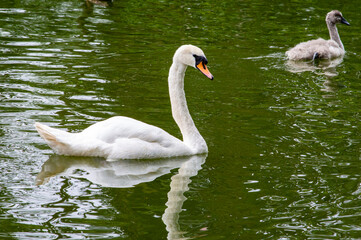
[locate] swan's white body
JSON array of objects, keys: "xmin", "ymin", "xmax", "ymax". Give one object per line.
[
  {"xmin": 35, "ymin": 45, "xmax": 213, "ymax": 160},
  {"xmin": 35, "ymin": 117, "xmax": 192, "ymax": 159},
  {"xmin": 286, "ymin": 10, "xmax": 350, "ymax": 60}
]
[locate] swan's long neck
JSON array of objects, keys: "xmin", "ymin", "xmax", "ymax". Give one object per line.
[
  {"xmin": 327, "ymin": 21, "xmax": 344, "ymax": 50},
  {"xmin": 168, "ymin": 62, "xmax": 207, "ymax": 153}
]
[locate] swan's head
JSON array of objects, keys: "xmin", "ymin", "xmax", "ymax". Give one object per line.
[
  {"xmin": 173, "ymin": 45, "xmax": 214, "ymax": 80},
  {"xmin": 326, "ymin": 10, "xmax": 350, "ymax": 26}
]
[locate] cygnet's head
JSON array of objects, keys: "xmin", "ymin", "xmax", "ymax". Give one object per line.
[
  {"xmin": 326, "ymin": 10, "xmax": 350, "ymax": 26},
  {"xmin": 173, "ymin": 45, "xmax": 214, "ymax": 80}
]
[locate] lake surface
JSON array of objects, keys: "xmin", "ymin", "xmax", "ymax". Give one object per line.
[{"xmin": 1, "ymin": 0, "xmax": 361, "ymax": 239}]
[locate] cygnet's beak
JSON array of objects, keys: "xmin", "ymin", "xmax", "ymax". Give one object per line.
[
  {"xmin": 196, "ymin": 61, "xmax": 214, "ymax": 80},
  {"xmin": 341, "ymin": 16, "xmax": 350, "ymax": 26}
]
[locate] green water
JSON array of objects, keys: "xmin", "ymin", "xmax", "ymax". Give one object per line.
[{"xmin": 1, "ymin": 0, "xmax": 361, "ymax": 239}]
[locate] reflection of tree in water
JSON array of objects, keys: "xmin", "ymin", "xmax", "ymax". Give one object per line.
[{"xmin": 37, "ymin": 154, "xmax": 206, "ymax": 239}]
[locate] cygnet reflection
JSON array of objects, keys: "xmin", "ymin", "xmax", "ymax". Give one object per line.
[{"xmin": 285, "ymin": 57, "xmax": 343, "ymax": 77}]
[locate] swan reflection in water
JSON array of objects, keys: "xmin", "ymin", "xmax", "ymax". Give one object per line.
[
  {"xmin": 37, "ymin": 154, "xmax": 207, "ymax": 239},
  {"xmin": 285, "ymin": 57, "xmax": 346, "ymax": 93},
  {"xmin": 85, "ymin": 0, "xmax": 113, "ymax": 7},
  {"xmin": 285, "ymin": 57, "xmax": 343, "ymax": 76}
]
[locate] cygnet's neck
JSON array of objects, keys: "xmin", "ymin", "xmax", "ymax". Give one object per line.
[
  {"xmin": 168, "ymin": 61, "xmax": 207, "ymax": 153},
  {"xmin": 327, "ymin": 20, "xmax": 344, "ymax": 50}
]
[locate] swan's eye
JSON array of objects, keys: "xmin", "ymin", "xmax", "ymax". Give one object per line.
[
  {"xmin": 193, "ymin": 54, "xmax": 202, "ymax": 65},
  {"xmin": 193, "ymin": 54, "xmax": 208, "ymax": 67}
]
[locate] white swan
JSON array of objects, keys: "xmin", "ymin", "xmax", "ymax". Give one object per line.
[
  {"xmin": 35, "ymin": 45, "xmax": 214, "ymax": 160},
  {"xmin": 286, "ymin": 10, "xmax": 350, "ymax": 60}
]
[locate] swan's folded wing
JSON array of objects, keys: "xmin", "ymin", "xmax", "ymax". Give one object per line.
[{"xmin": 80, "ymin": 116, "xmax": 183, "ymax": 147}]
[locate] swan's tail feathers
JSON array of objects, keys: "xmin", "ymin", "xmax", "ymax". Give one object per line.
[{"xmin": 35, "ymin": 122, "xmax": 73, "ymax": 155}]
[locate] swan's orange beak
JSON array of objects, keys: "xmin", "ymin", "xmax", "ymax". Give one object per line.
[{"xmin": 196, "ymin": 62, "xmax": 214, "ymax": 80}]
